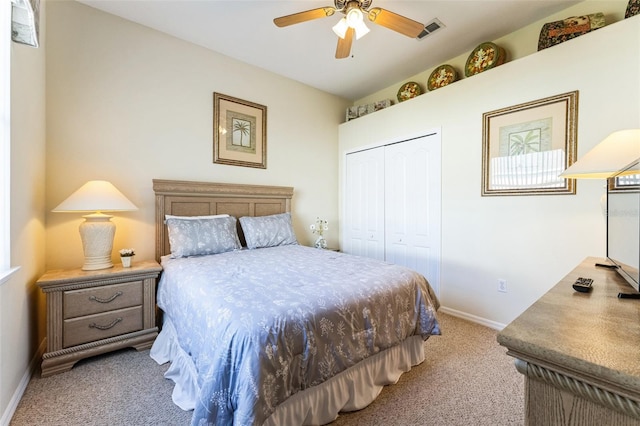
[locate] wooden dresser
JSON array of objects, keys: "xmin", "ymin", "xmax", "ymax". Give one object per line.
[
  {"xmin": 497, "ymin": 257, "xmax": 640, "ymax": 425},
  {"xmin": 37, "ymin": 260, "xmax": 162, "ymax": 377}
]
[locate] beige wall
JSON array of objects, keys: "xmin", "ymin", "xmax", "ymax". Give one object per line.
[
  {"xmin": 339, "ymin": 15, "xmax": 640, "ymax": 327},
  {"xmin": 0, "ymin": 0, "xmax": 47, "ymax": 422},
  {"xmin": 2, "ymin": 0, "xmax": 636, "ymax": 421},
  {"xmin": 45, "ymin": 1, "xmax": 350, "ymax": 271}
]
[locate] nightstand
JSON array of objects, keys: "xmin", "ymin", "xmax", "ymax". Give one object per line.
[{"xmin": 37, "ymin": 260, "xmax": 162, "ymax": 377}]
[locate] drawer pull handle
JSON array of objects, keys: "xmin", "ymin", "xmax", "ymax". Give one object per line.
[
  {"xmin": 89, "ymin": 318, "xmax": 122, "ymax": 330},
  {"xmin": 89, "ymin": 291, "xmax": 123, "ymax": 304}
]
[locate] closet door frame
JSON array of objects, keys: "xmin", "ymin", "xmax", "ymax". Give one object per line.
[{"xmin": 342, "ymin": 128, "xmax": 442, "ymax": 296}]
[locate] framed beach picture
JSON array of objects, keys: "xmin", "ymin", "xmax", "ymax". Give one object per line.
[
  {"xmin": 213, "ymin": 93, "xmax": 267, "ymax": 169},
  {"xmin": 481, "ymin": 91, "xmax": 578, "ymax": 196}
]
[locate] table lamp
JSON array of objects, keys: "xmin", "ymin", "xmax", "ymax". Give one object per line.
[
  {"xmin": 559, "ymin": 129, "xmax": 640, "ymax": 299},
  {"xmin": 52, "ymin": 180, "xmax": 138, "ymax": 270},
  {"xmin": 559, "ymin": 129, "xmax": 640, "ymax": 179}
]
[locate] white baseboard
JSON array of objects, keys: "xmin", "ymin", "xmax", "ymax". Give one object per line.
[
  {"xmin": 0, "ymin": 338, "xmax": 45, "ymax": 426},
  {"xmin": 439, "ymin": 306, "xmax": 507, "ymax": 331}
]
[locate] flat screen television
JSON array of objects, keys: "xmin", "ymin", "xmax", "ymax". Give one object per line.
[{"xmin": 606, "ymin": 159, "xmax": 640, "ymax": 296}]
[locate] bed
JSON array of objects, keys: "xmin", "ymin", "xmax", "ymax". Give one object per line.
[{"xmin": 150, "ymin": 179, "xmax": 441, "ymax": 425}]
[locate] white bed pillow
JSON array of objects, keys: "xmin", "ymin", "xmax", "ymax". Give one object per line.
[
  {"xmin": 239, "ymin": 212, "xmax": 298, "ymax": 249},
  {"xmin": 165, "ymin": 215, "xmax": 241, "ymax": 258}
]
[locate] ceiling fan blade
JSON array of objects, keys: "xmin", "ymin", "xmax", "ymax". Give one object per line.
[
  {"xmin": 367, "ymin": 7, "xmax": 424, "ymax": 38},
  {"xmin": 274, "ymin": 7, "xmax": 336, "ymax": 27},
  {"xmin": 335, "ymin": 27, "xmax": 354, "ymax": 59}
]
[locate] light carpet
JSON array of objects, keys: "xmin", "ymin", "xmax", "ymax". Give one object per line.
[{"xmin": 10, "ymin": 313, "xmax": 524, "ymax": 425}]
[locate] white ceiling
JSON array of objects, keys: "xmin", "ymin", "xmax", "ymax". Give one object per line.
[{"xmin": 78, "ymin": 0, "xmax": 579, "ymax": 101}]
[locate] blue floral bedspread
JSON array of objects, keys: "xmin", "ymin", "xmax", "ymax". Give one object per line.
[{"xmin": 157, "ymin": 245, "xmax": 440, "ymax": 425}]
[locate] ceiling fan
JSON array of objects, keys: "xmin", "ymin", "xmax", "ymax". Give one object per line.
[{"xmin": 274, "ymin": 0, "xmax": 424, "ymax": 59}]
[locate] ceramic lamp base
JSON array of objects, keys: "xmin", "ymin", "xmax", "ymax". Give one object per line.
[{"xmin": 79, "ymin": 213, "xmax": 115, "ymax": 271}]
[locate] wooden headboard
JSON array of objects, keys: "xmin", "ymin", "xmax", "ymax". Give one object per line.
[{"xmin": 153, "ymin": 179, "xmax": 294, "ymax": 262}]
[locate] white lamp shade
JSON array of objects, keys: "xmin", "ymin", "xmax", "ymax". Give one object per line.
[
  {"xmin": 334, "ymin": 7, "xmax": 370, "ymax": 40},
  {"xmin": 332, "ymin": 18, "xmax": 348, "ymax": 39},
  {"xmin": 560, "ymin": 129, "xmax": 640, "ymax": 179},
  {"xmin": 52, "ymin": 180, "xmax": 138, "ymax": 212},
  {"xmin": 345, "ymin": 7, "xmax": 363, "ymax": 27},
  {"xmin": 352, "ymin": 19, "xmax": 370, "ymax": 40}
]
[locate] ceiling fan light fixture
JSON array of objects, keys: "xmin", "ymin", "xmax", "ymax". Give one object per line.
[
  {"xmin": 346, "ymin": 7, "xmax": 363, "ymax": 27},
  {"xmin": 274, "ymin": 0, "xmax": 422, "ymax": 58},
  {"xmin": 352, "ymin": 19, "xmax": 370, "ymax": 39},
  {"xmin": 345, "ymin": 7, "xmax": 369, "ymax": 39},
  {"xmin": 332, "ymin": 17, "xmax": 349, "ymax": 39}
]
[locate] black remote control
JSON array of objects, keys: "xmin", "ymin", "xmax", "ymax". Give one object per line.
[
  {"xmin": 572, "ymin": 277, "xmax": 593, "ymax": 293},
  {"xmin": 618, "ymin": 292, "xmax": 640, "ymax": 299}
]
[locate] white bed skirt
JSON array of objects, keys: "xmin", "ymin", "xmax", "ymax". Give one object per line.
[{"xmin": 150, "ymin": 318, "xmax": 426, "ymax": 425}]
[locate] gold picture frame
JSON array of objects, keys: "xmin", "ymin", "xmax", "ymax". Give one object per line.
[
  {"xmin": 482, "ymin": 91, "xmax": 578, "ymax": 196},
  {"xmin": 608, "ymin": 164, "xmax": 640, "ymax": 192},
  {"xmin": 213, "ymin": 93, "xmax": 267, "ymax": 169}
]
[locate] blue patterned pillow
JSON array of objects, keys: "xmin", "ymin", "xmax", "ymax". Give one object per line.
[
  {"xmin": 165, "ymin": 215, "xmax": 241, "ymax": 258},
  {"xmin": 239, "ymin": 212, "xmax": 298, "ymax": 249}
]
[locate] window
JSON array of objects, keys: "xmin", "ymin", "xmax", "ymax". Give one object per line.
[{"xmin": 0, "ymin": 0, "xmax": 12, "ymax": 283}]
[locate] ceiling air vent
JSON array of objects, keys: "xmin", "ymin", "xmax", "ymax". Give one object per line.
[{"xmin": 417, "ymin": 18, "xmax": 445, "ymax": 40}]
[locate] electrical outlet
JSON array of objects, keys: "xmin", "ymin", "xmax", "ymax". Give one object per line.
[{"xmin": 498, "ymin": 279, "xmax": 507, "ymax": 293}]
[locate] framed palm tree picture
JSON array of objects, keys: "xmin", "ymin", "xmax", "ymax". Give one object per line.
[
  {"xmin": 213, "ymin": 93, "xmax": 267, "ymax": 168},
  {"xmin": 482, "ymin": 91, "xmax": 578, "ymax": 196}
]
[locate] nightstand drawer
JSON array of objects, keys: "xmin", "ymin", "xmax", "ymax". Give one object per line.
[
  {"xmin": 63, "ymin": 306, "xmax": 143, "ymax": 348},
  {"xmin": 63, "ymin": 281, "xmax": 143, "ymax": 319}
]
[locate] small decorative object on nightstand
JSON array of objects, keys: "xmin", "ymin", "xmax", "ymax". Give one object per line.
[
  {"xmin": 119, "ymin": 248, "xmax": 135, "ymax": 267},
  {"xmin": 37, "ymin": 260, "xmax": 162, "ymax": 377},
  {"xmin": 310, "ymin": 217, "xmax": 328, "ymax": 249}
]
